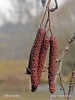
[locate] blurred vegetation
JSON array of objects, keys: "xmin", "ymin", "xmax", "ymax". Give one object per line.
[
  {"xmin": 0, "ymin": 60, "xmax": 75, "ymax": 100},
  {"xmin": 0, "ymin": 0, "xmax": 75, "ymax": 100}
]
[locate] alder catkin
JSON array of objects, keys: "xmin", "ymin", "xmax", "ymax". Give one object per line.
[
  {"xmin": 37, "ymin": 36, "xmax": 50, "ymax": 86},
  {"xmin": 30, "ymin": 27, "xmax": 46, "ymax": 92},
  {"xmin": 48, "ymin": 36, "xmax": 57, "ymax": 94}
]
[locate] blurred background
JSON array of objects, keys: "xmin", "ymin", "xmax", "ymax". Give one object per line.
[{"xmin": 0, "ymin": 0, "xmax": 75, "ymax": 100}]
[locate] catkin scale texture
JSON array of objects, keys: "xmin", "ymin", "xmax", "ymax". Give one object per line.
[
  {"xmin": 30, "ymin": 27, "xmax": 46, "ymax": 92},
  {"xmin": 37, "ymin": 36, "xmax": 50, "ymax": 86},
  {"xmin": 48, "ymin": 36, "xmax": 57, "ymax": 94}
]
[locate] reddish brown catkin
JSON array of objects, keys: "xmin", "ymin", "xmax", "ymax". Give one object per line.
[
  {"xmin": 30, "ymin": 27, "xmax": 46, "ymax": 92},
  {"xmin": 37, "ymin": 36, "xmax": 50, "ymax": 86},
  {"xmin": 48, "ymin": 36, "xmax": 57, "ymax": 94},
  {"xmin": 26, "ymin": 28, "xmax": 46, "ymax": 75}
]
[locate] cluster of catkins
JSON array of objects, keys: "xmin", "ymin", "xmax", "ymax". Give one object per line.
[{"xmin": 26, "ymin": 26, "xmax": 57, "ymax": 94}]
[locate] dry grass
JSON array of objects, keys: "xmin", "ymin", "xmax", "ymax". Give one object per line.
[{"xmin": 0, "ymin": 60, "xmax": 27, "ymax": 74}]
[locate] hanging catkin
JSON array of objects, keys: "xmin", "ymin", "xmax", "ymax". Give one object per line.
[
  {"xmin": 37, "ymin": 36, "xmax": 50, "ymax": 86},
  {"xmin": 48, "ymin": 36, "xmax": 57, "ymax": 94},
  {"xmin": 26, "ymin": 27, "xmax": 46, "ymax": 75},
  {"xmin": 30, "ymin": 27, "xmax": 46, "ymax": 92}
]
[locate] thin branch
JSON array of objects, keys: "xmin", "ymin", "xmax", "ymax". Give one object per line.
[
  {"xmin": 67, "ymin": 62, "xmax": 75, "ymax": 100},
  {"xmin": 71, "ymin": 63, "xmax": 75, "ymax": 92},
  {"xmin": 55, "ymin": 33, "xmax": 75, "ymax": 83},
  {"xmin": 50, "ymin": 0, "xmax": 58, "ymax": 12},
  {"xmin": 55, "ymin": 58, "xmax": 63, "ymax": 82},
  {"xmin": 72, "ymin": 76, "xmax": 75, "ymax": 92},
  {"xmin": 48, "ymin": 7, "xmax": 53, "ymax": 36},
  {"xmin": 44, "ymin": 0, "xmax": 58, "ymax": 30},
  {"xmin": 59, "ymin": 73, "xmax": 67, "ymax": 100},
  {"xmin": 44, "ymin": 18, "xmax": 49, "ymax": 29},
  {"xmin": 54, "ymin": 33, "xmax": 75, "ymax": 100},
  {"xmin": 40, "ymin": 0, "xmax": 51, "ymax": 26},
  {"xmin": 56, "ymin": 33, "xmax": 75, "ymax": 62}
]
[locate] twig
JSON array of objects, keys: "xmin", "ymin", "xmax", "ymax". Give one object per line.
[
  {"xmin": 54, "ymin": 33, "xmax": 75, "ymax": 100},
  {"xmin": 71, "ymin": 63, "xmax": 75, "ymax": 92},
  {"xmin": 72, "ymin": 76, "xmax": 75, "ymax": 92},
  {"xmin": 56, "ymin": 33, "xmax": 75, "ymax": 62},
  {"xmin": 45, "ymin": 0, "xmax": 58, "ymax": 30},
  {"xmin": 55, "ymin": 33, "xmax": 75, "ymax": 80},
  {"xmin": 55, "ymin": 33, "xmax": 75, "ymax": 83},
  {"xmin": 59, "ymin": 73, "xmax": 67, "ymax": 100},
  {"xmin": 50, "ymin": 0, "xmax": 58, "ymax": 12},
  {"xmin": 40, "ymin": 0, "xmax": 51, "ymax": 27},
  {"xmin": 44, "ymin": 18, "xmax": 49, "ymax": 29},
  {"xmin": 48, "ymin": 7, "xmax": 53, "ymax": 36},
  {"xmin": 67, "ymin": 62, "xmax": 75, "ymax": 100},
  {"xmin": 41, "ymin": 1, "xmax": 74, "ymax": 100}
]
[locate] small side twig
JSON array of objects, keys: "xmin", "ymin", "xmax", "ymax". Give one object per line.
[
  {"xmin": 56, "ymin": 33, "xmax": 75, "ymax": 62},
  {"xmin": 55, "ymin": 33, "xmax": 75, "ymax": 81},
  {"xmin": 54, "ymin": 33, "xmax": 75, "ymax": 100},
  {"xmin": 55, "ymin": 33, "xmax": 75, "ymax": 83}
]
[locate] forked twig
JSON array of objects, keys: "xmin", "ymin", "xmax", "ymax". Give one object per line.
[
  {"xmin": 45, "ymin": 0, "xmax": 58, "ymax": 29},
  {"xmin": 52, "ymin": 33, "xmax": 75, "ymax": 100},
  {"xmin": 55, "ymin": 33, "xmax": 75, "ymax": 80},
  {"xmin": 40, "ymin": 0, "xmax": 51, "ymax": 27},
  {"xmin": 56, "ymin": 33, "xmax": 75, "ymax": 63},
  {"xmin": 59, "ymin": 73, "xmax": 67, "ymax": 100}
]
